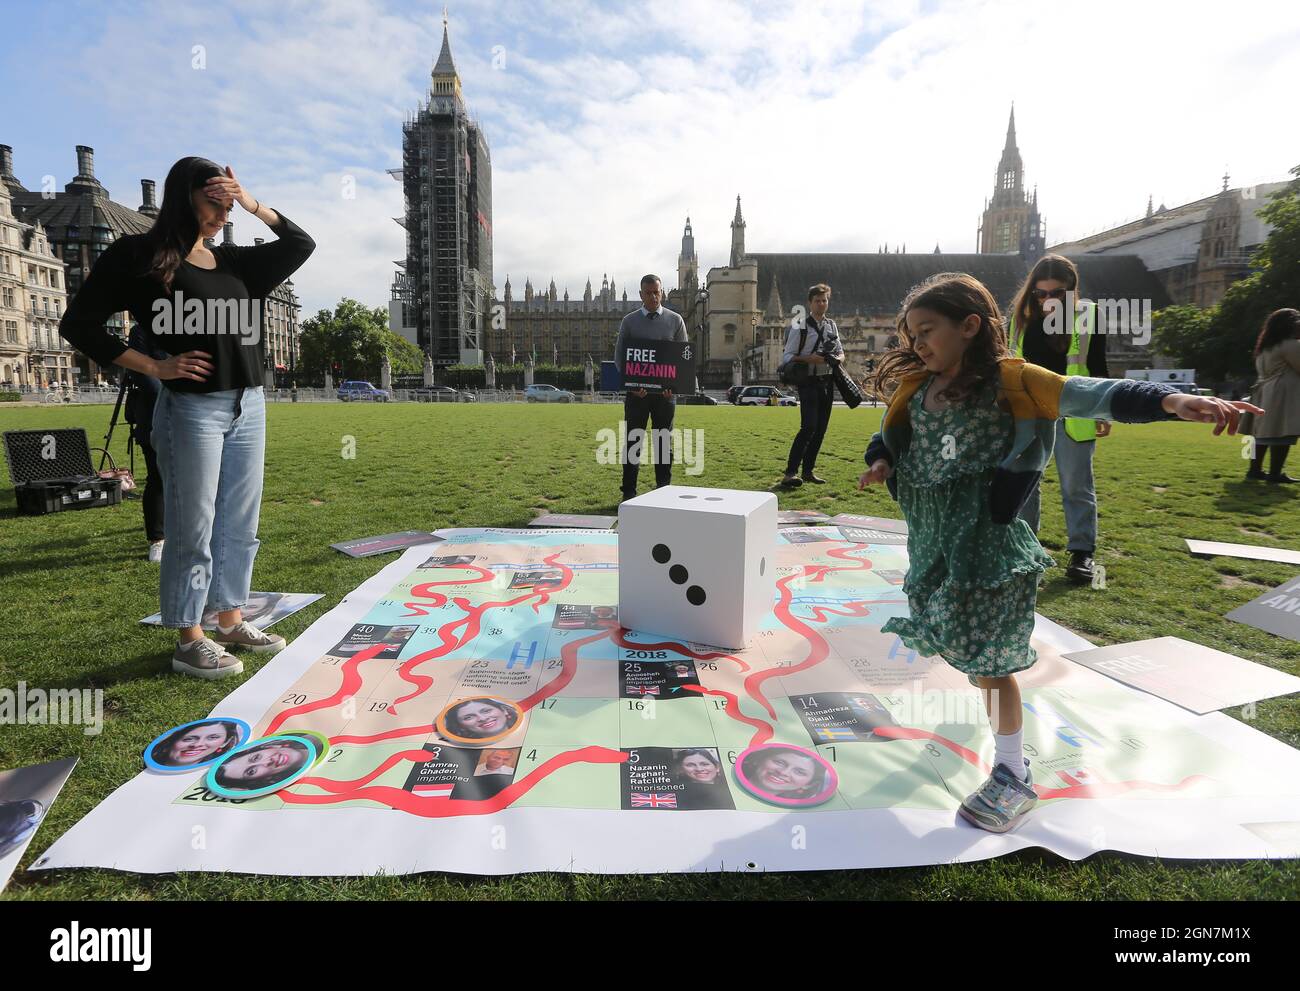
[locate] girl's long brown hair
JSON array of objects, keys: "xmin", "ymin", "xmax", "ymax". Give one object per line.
[
  {"xmin": 1007, "ymin": 253, "xmax": 1080, "ymax": 353},
  {"xmin": 870, "ymin": 272, "xmax": 1008, "ymax": 404}
]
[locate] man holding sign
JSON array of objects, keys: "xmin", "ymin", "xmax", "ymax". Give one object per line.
[{"xmin": 614, "ymin": 274, "xmax": 690, "ymax": 501}]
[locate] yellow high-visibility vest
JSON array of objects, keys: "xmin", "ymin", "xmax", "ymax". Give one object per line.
[{"xmin": 1009, "ymin": 303, "xmax": 1098, "ymax": 442}]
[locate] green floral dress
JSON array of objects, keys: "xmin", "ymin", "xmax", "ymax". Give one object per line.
[{"xmin": 880, "ymin": 376, "xmax": 1055, "ymax": 677}]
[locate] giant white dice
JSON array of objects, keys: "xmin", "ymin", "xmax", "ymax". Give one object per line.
[{"xmin": 618, "ymin": 485, "xmax": 778, "ymax": 650}]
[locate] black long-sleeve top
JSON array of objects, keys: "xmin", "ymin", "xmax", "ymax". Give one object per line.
[{"xmin": 59, "ymin": 212, "xmax": 315, "ymax": 393}]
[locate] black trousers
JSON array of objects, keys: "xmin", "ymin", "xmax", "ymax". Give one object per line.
[
  {"xmin": 786, "ymin": 376, "xmax": 835, "ymax": 475},
  {"xmin": 136, "ymin": 427, "xmax": 165, "ymax": 543},
  {"xmin": 623, "ymin": 392, "xmax": 676, "ymax": 495}
]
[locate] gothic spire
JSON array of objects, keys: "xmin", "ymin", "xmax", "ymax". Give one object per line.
[
  {"xmin": 730, "ymin": 195, "xmax": 747, "ymax": 267},
  {"xmin": 433, "ymin": 12, "xmax": 457, "ymax": 76}
]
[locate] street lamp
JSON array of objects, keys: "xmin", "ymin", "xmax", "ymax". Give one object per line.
[{"xmin": 695, "ymin": 286, "xmax": 709, "ymax": 354}]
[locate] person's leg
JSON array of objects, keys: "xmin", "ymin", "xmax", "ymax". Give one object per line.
[
  {"xmin": 152, "ymin": 388, "xmax": 230, "ymax": 640},
  {"xmin": 1246, "ymin": 438, "xmax": 1268, "ymax": 478},
  {"xmin": 137, "ymin": 430, "xmax": 165, "ymax": 544},
  {"xmin": 1267, "ymin": 440, "xmax": 1296, "ymax": 481},
  {"xmin": 976, "ymin": 674, "xmax": 1023, "ymax": 735},
  {"xmin": 650, "ymin": 393, "xmax": 676, "ymax": 488},
  {"xmin": 622, "ymin": 393, "xmax": 650, "ymax": 496},
  {"xmin": 207, "ymin": 388, "xmax": 266, "ymax": 624},
  {"xmin": 1054, "ymin": 419, "xmax": 1098, "ymax": 554},
  {"xmin": 959, "ymin": 672, "xmax": 1037, "ymax": 830},
  {"xmin": 801, "ymin": 378, "xmax": 834, "ymax": 478},
  {"xmin": 785, "ymin": 381, "xmax": 819, "ymax": 478}
]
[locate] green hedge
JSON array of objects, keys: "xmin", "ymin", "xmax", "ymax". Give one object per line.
[{"xmin": 0, "ymin": 391, "xmax": 20, "ymax": 402}]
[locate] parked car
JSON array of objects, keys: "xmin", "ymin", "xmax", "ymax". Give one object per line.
[
  {"xmin": 337, "ymin": 380, "xmax": 390, "ymax": 402},
  {"xmin": 727, "ymin": 385, "xmax": 748, "ymax": 405},
  {"xmin": 737, "ymin": 385, "xmax": 797, "ymax": 407},
  {"xmin": 677, "ymin": 392, "xmax": 719, "ymax": 406},
  {"xmin": 525, "ymin": 384, "xmax": 577, "ymax": 403},
  {"xmin": 412, "ymin": 385, "xmax": 476, "ymax": 402}
]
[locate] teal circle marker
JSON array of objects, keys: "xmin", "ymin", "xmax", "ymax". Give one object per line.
[{"xmin": 205, "ymin": 735, "xmax": 318, "ymax": 800}]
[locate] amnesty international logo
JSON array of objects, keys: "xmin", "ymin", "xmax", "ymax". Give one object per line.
[{"xmin": 682, "ymin": 344, "xmax": 692, "ymax": 361}]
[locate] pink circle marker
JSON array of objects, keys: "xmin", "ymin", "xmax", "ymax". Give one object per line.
[{"xmin": 733, "ymin": 743, "xmax": 839, "ymax": 808}]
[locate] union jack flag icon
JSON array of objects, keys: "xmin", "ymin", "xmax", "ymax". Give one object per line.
[
  {"xmin": 630, "ymin": 685, "xmax": 660, "ymax": 696},
  {"xmin": 630, "ymin": 792, "xmax": 678, "ymax": 809}
]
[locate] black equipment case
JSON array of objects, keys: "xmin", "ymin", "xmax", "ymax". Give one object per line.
[{"xmin": 3, "ymin": 428, "xmax": 123, "ymax": 516}]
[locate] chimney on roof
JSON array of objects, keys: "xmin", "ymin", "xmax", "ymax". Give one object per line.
[
  {"xmin": 141, "ymin": 179, "xmax": 157, "ymax": 210},
  {"xmin": 0, "ymin": 145, "xmax": 13, "ymax": 179},
  {"xmin": 223, "ymin": 222, "xmax": 234, "ymax": 245},
  {"xmin": 75, "ymin": 145, "xmax": 95, "ymax": 179}
]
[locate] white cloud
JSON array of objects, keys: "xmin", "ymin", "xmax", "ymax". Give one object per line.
[{"xmin": 35, "ymin": 0, "xmax": 1300, "ymax": 317}]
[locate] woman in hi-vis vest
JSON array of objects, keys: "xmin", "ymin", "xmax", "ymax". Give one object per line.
[{"xmin": 1006, "ymin": 254, "xmax": 1109, "ymax": 586}]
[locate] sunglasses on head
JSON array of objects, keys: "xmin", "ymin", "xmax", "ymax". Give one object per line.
[{"xmin": 1032, "ymin": 288, "xmax": 1070, "ymax": 301}]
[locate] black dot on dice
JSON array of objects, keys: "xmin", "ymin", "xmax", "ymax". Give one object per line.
[
  {"xmin": 652, "ymin": 544, "xmax": 671, "ymax": 564},
  {"xmin": 687, "ymin": 585, "xmax": 706, "ymax": 605},
  {"xmin": 670, "ymin": 564, "xmax": 689, "ymax": 585}
]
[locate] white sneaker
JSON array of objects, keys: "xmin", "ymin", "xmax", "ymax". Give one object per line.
[{"xmin": 147, "ymin": 541, "xmax": 164, "ymax": 563}]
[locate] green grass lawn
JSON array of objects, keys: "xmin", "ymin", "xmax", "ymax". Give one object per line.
[{"xmin": 2, "ymin": 399, "xmax": 1298, "ymax": 900}]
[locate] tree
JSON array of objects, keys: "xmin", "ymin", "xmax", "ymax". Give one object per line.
[
  {"xmin": 1150, "ymin": 165, "xmax": 1300, "ymax": 384},
  {"xmin": 297, "ymin": 299, "xmax": 394, "ymax": 382},
  {"xmin": 1210, "ymin": 163, "xmax": 1300, "ymax": 378},
  {"xmin": 1151, "ymin": 303, "xmax": 1220, "ymax": 375},
  {"xmin": 383, "ymin": 330, "xmax": 425, "ymax": 377}
]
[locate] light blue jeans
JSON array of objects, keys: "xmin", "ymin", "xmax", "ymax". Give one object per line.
[
  {"xmin": 1018, "ymin": 418, "xmax": 1098, "ymax": 554},
  {"xmin": 152, "ymin": 386, "xmax": 266, "ymax": 628}
]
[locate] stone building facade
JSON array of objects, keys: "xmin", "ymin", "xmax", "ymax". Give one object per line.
[{"xmin": 488, "ymin": 274, "xmax": 638, "ymax": 366}]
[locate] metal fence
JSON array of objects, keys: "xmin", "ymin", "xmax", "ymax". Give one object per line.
[
  {"xmin": 2, "ymin": 384, "xmax": 121, "ymax": 405},
  {"xmin": 3, "ymin": 386, "xmax": 885, "ymax": 407}
]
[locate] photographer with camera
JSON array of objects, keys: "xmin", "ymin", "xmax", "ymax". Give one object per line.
[{"xmin": 780, "ymin": 283, "xmax": 844, "ymax": 487}]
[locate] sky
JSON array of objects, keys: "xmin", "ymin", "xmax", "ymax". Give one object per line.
[{"xmin": 2, "ymin": 0, "xmax": 1296, "ymax": 318}]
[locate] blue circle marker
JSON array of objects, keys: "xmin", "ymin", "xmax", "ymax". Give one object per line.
[{"xmin": 144, "ymin": 718, "xmax": 252, "ymax": 774}]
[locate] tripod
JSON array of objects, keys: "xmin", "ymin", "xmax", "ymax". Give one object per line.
[{"xmin": 100, "ymin": 376, "xmax": 137, "ymax": 496}]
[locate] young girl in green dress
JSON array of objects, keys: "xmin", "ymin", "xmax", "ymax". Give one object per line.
[{"xmin": 858, "ymin": 273, "xmax": 1261, "ymax": 833}]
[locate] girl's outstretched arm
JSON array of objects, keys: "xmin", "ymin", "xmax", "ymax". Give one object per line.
[{"xmin": 1160, "ymin": 393, "xmax": 1264, "ymax": 435}]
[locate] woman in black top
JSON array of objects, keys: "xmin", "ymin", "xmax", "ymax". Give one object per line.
[{"xmin": 60, "ymin": 157, "xmax": 314, "ymax": 678}]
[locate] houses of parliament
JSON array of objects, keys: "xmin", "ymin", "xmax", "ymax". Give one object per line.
[{"xmin": 487, "ymin": 104, "xmax": 1283, "ymax": 389}]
